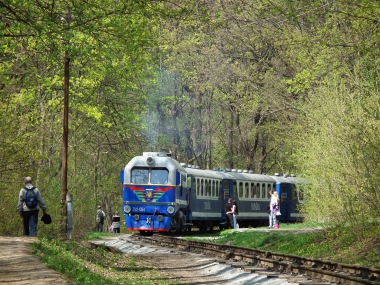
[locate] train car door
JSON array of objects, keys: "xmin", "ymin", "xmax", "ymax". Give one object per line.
[
  {"xmin": 221, "ymin": 179, "xmax": 230, "ymax": 210},
  {"xmin": 221, "ymin": 178, "xmax": 233, "ymax": 224},
  {"xmin": 279, "ymin": 183, "xmax": 291, "ymax": 221}
]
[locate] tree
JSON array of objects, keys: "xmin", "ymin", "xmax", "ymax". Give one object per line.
[{"xmin": 0, "ymin": 0, "xmax": 178, "ymax": 236}]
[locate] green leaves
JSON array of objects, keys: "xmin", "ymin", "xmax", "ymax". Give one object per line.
[{"xmin": 0, "ymin": 0, "xmax": 174, "ymax": 236}]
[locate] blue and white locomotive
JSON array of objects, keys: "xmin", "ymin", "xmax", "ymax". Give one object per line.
[{"xmin": 120, "ymin": 152, "xmax": 304, "ymax": 234}]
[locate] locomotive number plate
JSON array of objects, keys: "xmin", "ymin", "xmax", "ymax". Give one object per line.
[{"xmin": 132, "ymin": 207, "xmax": 146, "ymax": 212}]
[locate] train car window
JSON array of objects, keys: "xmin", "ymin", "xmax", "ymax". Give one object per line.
[
  {"xmin": 245, "ymin": 182, "xmax": 249, "ymax": 198},
  {"xmin": 205, "ymin": 180, "xmax": 210, "ymax": 196},
  {"xmin": 299, "ymin": 188, "xmax": 304, "ymax": 201},
  {"xmin": 256, "ymin": 183, "xmax": 260, "ymax": 198},
  {"xmin": 217, "ymin": 180, "xmax": 220, "ymax": 197},
  {"xmin": 262, "ymin": 183, "xmax": 266, "ymax": 199},
  {"xmin": 151, "ymin": 169, "xmax": 168, "ymax": 184},
  {"xmin": 196, "ymin": 178, "xmax": 199, "ymax": 196},
  {"xmin": 267, "ymin": 184, "xmax": 272, "ymax": 198},
  {"xmin": 181, "ymin": 174, "xmax": 187, "ymax": 188},
  {"xmin": 233, "ymin": 182, "xmax": 237, "ymax": 197},
  {"xmin": 281, "ymin": 185, "xmax": 287, "ymax": 202},
  {"xmin": 292, "ymin": 185, "xmax": 297, "ymax": 199},
  {"xmin": 201, "ymin": 179, "xmax": 204, "ymax": 196},
  {"xmin": 131, "ymin": 168, "xmax": 149, "ymax": 183},
  {"xmin": 299, "ymin": 189, "xmax": 305, "ymax": 201},
  {"xmin": 238, "ymin": 181, "xmax": 243, "ymax": 197},
  {"xmin": 223, "ymin": 180, "xmax": 229, "ymax": 199},
  {"xmin": 212, "ymin": 180, "xmax": 215, "ymax": 197}
]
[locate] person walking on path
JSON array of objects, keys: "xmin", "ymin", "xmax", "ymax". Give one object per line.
[
  {"xmin": 17, "ymin": 176, "xmax": 48, "ymax": 236},
  {"xmin": 96, "ymin": 206, "xmax": 105, "ymax": 232},
  {"xmin": 111, "ymin": 211, "xmax": 121, "ymax": 233},
  {"xmin": 224, "ymin": 198, "xmax": 233, "ymax": 229}
]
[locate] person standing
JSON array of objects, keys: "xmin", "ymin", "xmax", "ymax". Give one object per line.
[
  {"xmin": 96, "ymin": 206, "xmax": 105, "ymax": 232},
  {"xmin": 224, "ymin": 198, "xmax": 233, "ymax": 229},
  {"xmin": 269, "ymin": 190, "xmax": 279, "ymax": 228},
  {"xmin": 111, "ymin": 211, "xmax": 121, "ymax": 233},
  {"xmin": 273, "ymin": 191, "xmax": 280, "ymax": 228},
  {"xmin": 268, "ymin": 190, "xmax": 274, "ymax": 228},
  {"xmin": 17, "ymin": 177, "xmax": 48, "ymax": 236},
  {"xmin": 227, "ymin": 200, "xmax": 239, "ymax": 229}
]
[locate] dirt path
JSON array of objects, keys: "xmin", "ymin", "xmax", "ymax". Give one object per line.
[{"xmin": 0, "ymin": 236, "xmax": 70, "ymax": 285}]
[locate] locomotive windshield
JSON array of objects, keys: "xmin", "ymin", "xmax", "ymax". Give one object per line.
[
  {"xmin": 151, "ymin": 168, "xmax": 168, "ymax": 184},
  {"xmin": 131, "ymin": 168, "xmax": 149, "ymax": 183},
  {"xmin": 131, "ymin": 167, "xmax": 168, "ymax": 184}
]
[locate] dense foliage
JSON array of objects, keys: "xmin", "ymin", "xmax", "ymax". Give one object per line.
[
  {"xmin": 0, "ymin": 0, "xmax": 177, "ymax": 236},
  {"xmin": 1, "ymin": 0, "xmax": 380, "ymax": 236}
]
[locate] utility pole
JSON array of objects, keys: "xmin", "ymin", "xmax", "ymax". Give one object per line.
[{"xmin": 61, "ymin": 6, "xmax": 71, "ymax": 235}]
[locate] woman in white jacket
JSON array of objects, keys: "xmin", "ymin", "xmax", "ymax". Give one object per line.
[{"xmin": 269, "ymin": 190, "xmax": 279, "ymax": 228}]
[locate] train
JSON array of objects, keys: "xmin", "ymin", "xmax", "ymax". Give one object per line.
[{"xmin": 120, "ymin": 152, "xmax": 304, "ymax": 234}]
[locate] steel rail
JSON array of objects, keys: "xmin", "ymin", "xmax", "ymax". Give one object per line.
[{"xmin": 130, "ymin": 234, "xmax": 380, "ymax": 285}]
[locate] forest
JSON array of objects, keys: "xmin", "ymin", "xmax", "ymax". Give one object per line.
[{"xmin": 1, "ymin": 0, "xmax": 380, "ymax": 236}]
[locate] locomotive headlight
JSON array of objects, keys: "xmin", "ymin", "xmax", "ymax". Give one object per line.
[
  {"xmin": 124, "ymin": 205, "xmax": 131, "ymax": 214},
  {"xmin": 157, "ymin": 215, "xmax": 164, "ymax": 222},
  {"xmin": 134, "ymin": 214, "xmax": 140, "ymax": 221},
  {"xmin": 167, "ymin": 206, "xmax": 175, "ymax": 214},
  {"xmin": 147, "ymin": 156, "xmax": 154, "ymax": 165}
]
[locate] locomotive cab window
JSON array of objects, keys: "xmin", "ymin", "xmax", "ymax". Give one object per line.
[
  {"xmin": 151, "ymin": 168, "xmax": 168, "ymax": 184},
  {"xmin": 131, "ymin": 167, "xmax": 149, "ymax": 183}
]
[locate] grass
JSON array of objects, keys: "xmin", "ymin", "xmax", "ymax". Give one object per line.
[
  {"xmin": 186, "ymin": 222, "xmax": 380, "ymax": 268},
  {"xmin": 32, "ymin": 233, "xmax": 179, "ymax": 285},
  {"xmin": 30, "ymin": 223, "xmax": 380, "ymax": 284}
]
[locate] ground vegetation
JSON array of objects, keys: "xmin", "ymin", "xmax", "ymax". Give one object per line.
[{"xmin": 31, "ymin": 224, "xmax": 380, "ymax": 284}]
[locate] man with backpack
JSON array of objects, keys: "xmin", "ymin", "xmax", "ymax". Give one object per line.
[
  {"xmin": 96, "ymin": 205, "xmax": 105, "ymax": 232},
  {"xmin": 16, "ymin": 177, "xmax": 48, "ymax": 236}
]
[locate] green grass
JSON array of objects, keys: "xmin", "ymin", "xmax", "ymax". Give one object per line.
[
  {"xmin": 31, "ymin": 223, "xmax": 380, "ymax": 284},
  {"xmin": 32, "ymin": 234, "xmax": 179, "ymax": 285},
  {"xmin": 187, "ymin": 222, "xmax": 380, "ymax": 268},
  {"xmin": 84, "ymin": 231, "xmax": 116, "ymax": 240}
]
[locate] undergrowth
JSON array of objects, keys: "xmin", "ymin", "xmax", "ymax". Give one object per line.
[
  {"xmin": 32, "ymin": 235, "xmax": 179, "ymax": 285},
  {"xmin": 187, "ymin": 222, "xmax": 380, "ymax": 268},
  {"xmin": 31, "ymin": 223, "xmax": 380, "ymax": 285}
]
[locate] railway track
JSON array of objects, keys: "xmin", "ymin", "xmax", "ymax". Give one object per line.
[{"xmin": 129, "ymin": 233, "xmax": 380, "ymax": 285}]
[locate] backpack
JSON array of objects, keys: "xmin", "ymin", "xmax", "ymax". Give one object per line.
[
  {"xmin": 96, "ymin": 210, "xmax": 105, "ymax": 223},
  {"xmin": 24, "ymin": 187, "xmax": 38, "ymax": 208}
]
